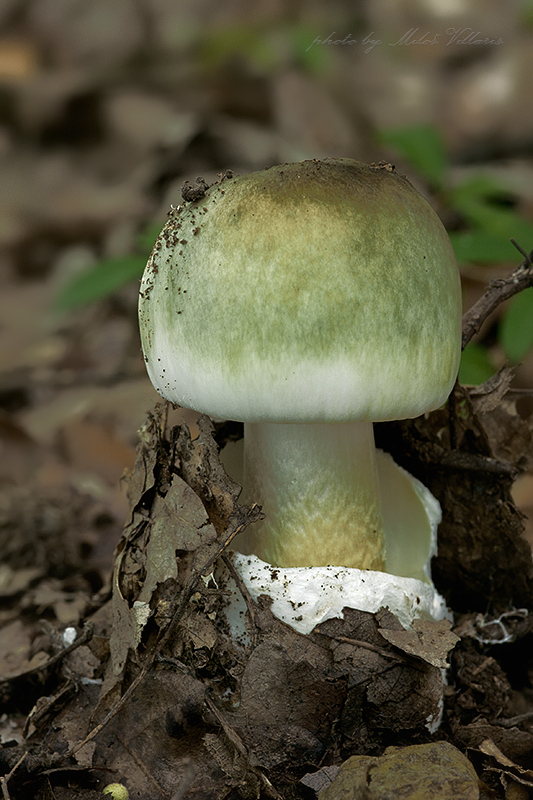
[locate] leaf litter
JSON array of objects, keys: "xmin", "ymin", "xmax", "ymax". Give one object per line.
[{"xmin": 1, "ymin": 372, "xmax": 533, "ymax": 798}]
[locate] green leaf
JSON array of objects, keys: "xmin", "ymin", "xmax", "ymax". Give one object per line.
[
  {"xmin": 56, "ymin": 254, "xmax": 147, "ymax": 311},
  {"xmin": 136, "ymin": 223, "xmax": 161, "ymax": 252},
  {"xmin": 499, "ymin": 287, "xmax": 533, "ymax": 363},
  {"xmin": 456, "ymin": 202, "xmax": 533, "ymax": 242},
  {"xmin": 450, "ymin": 177, "xmax": 533, "ymax": 246},
  {"xmin": 449, "ymin": 231, "xmax": 519, "ymax": 264},
  {"xmin": 459, "ymin": 343, "xmax": 497, "ymax": 385},
  {"xmin": 200, "ymin": 26, "xmax": 278, "ymax": 72},
  {"xmin": 290, "ymin": 24, "xmax": 332, "ymax": 75},
  {"xmin": 378, "ymin": 124, "xmax": 448, "ymax": 188},
  {"xmin": 520, "ymin": 0, "xmax": 533, "ymax": 27},
  {"xmin": 449, "ymin": 175, "xmax": 506, "ymax": 210}
]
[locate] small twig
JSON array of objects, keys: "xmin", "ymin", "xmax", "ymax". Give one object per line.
[
  {"xmin": 406, "ymin": 434, "xmax": 518, "ymax": 478},
  {"xmin": 204, "ymin": 693, "xmax": 281, "ymax": 799},
  {"xmin": 67, "ymin": 504, "xmax": 263, "ymax": 759},
  {"xmin": 0, "ymin": 623, "xmax": 94, "ymax": 686},
  {"xmin": 506, "ymin": 387, "xmax": 533, "ymax": 396},
  {"xmin": 67, "ymin": 664, "xmax": 148, "ymax": 758},
  {"xmin": 510, "ymin": 238, "xmax": 532, "ymax": 263},
  {"xmin": 197, "ymin": 505, "xmax": 263, "ymax": 580},
  {"xmin": 221, "ymin": 551, "xmax": 258, "ymax": 647},
  {"xmin": 438, "ymin": 449, "xmax": 518, "ymax": 478},
  {"xmin": 170, "ymin": 760, "xmax": 196, "ymax": 800},
  {"xmin": 23, "ymin": 680, "xmax": 74, "ymax": 738},
  {"xmin": 497, "ymin": 710, "xmax": 533, "ymax": 729},
  {"xmin": 1, "ymin": 751, "xmax": 28, "ymax": 800},
  {"xmin": 205, "ymin": 694, "xmax": 250, "ymax": 760},
  {"xmin": 461, "ymin": 241, "xmax": 533, "ymax": 349},
  {"xmin": 317, "ymin": 632, "xmax": 405, "ymax": 662}
]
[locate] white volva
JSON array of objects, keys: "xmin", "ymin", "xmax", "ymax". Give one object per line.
[{"xmin": 220, "ymin": 445, "xmax": 447, "ymax": 637}]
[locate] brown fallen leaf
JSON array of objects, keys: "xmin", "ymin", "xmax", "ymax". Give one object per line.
[
  {"xmin": 478, "ymin": 738, "xmax": 533, "ymax": 788},
  {"xmin": 453, "ymin": 720, "xmax": 533, "ymax": 767},
  {"xmin": 0, "ymin": 619, "xmax": 46, "ymax": 681},
  {"xmin": 108, "ymin": 473, "xmax": 217, "ymax": 677},
  {"xmin": 300, "ymin": 764, "xmax": 340, "ymax": 795},
  {"xmin": 378, "ymin": 617, "xmax": 460, "ymax": 668},
  {"xmin": 60, "ymin": 417, "xmax": 136, "ymax": 486},
  {"xmin": 312, "ymin": 607, "xmax": 445, "ymax": 736}
]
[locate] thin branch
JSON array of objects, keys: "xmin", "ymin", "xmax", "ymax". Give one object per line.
[
  {"xmin": 67, "ymin": 504, "xmax": 263, "ymax": 759},
  {"xmin": 1, "ymin": 752, "xmax": 28, "ymax": 800},
  {"xmin": 510, "ymin": 238, "xmax": 532, "ymax": 263},
  {"xmin": 461, "ymin": 241, "xmax": 533, "ymax": 350},
  {"xmin": 318, "ymin": 632, "xmax": 405, "ymax": 662},
  {"xmin": 170, "ymin": 760, "xmax": 196, "ymax": 800},
  {"xmin": 0, "ymin": 623, "xmax": 94, "ymax": 686},
  {"xmin": 222, "ymin": 551, "xmax": 258, "ymax": 647},
  {"xmin": 204, "ymin": 693, "xmax": 281, "ymax": 799},
  {"xmin": 67, "ymin": 663, "xmax": 149, "ymax": 758},
  {"xmin": 497, "ymin": 710, "xmax": 533, "ymax": 729}
]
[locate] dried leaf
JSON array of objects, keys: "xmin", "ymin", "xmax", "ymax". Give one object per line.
[
  {"xmin": 378, "ymin": 618, "xmax": 459, "ymax": 668},
  {"xmin": 477, "ymin": 394, "xmax": 533, "ymax": 473},
  {"xmin": 230, "ymin": 635, "xmax": 344, "ymax": 771},
  {"xmin": 453, "ymin": 720, "xmax": 533, "ymax": 765},
  {"xmin": 479, "ymin": 738, "xmax": 520, "ymax": 768},
  {"xmin": 300, "ymin": 764, "xmax": 340, "ymax": 794},
  {"xmin": 469, "ymin": 366, "xmax": 515, "ymax": 414},
  {"xmin": 109, "ymin": 475, "xmax": 216, "ymax": 675},
  {"xmin": 175, "ymin": 416, "xmax": 242, "ymax": 533},
  {"xmin": 108, "ymin": 563, "xmax": 145, "ymax": 677},
  {"xmin": 125, "ymin": 404, "xmax": 166, "ymax": 515},
  {"xmin": 137, "ymin": 478, "xmax": 217, "ymax": 603},
  {"xmin": 316, "ymin": 608, "xmax": 445, "ymax": 733},
  {"xmin": 181, "ymin": 608, "xmax": 217, "ymax": 651},
  {"xmin": 478, "ymin": 738, "xmax": 533, "ymax": 788}
]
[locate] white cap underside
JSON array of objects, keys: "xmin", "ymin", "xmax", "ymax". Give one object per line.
[{"xmin": 146, "ymin": 334, "xmax": 455, "ymax": 423}]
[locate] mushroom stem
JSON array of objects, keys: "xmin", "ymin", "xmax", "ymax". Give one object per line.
[{"xmin": 240, "ymin": 421, "xmax": 386, "ymax": 570}]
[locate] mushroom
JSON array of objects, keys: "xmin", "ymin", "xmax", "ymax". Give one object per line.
[{"xmin": 139, "ymin": 158, "xmax": 461, "ymax": 632}]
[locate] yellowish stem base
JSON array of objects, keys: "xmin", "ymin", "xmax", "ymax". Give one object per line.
[{"xmin": 240, "ymin": 421, "xmax": 386, "ymax": 570}]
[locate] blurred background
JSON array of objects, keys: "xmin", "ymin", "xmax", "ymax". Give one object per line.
[{"xmin": 1, "ymin": 0, "xmax": 533, "ymax": 620}]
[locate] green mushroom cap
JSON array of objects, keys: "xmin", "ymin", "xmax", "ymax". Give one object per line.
[{"xmin": 139, "ymin": 158, "xmax": 461, "ymax": 423}]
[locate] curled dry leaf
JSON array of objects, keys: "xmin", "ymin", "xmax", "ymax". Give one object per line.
[
  {"xmin": 109, "ymin": 407, "xmax": 220, "ymax": 679},
  {"xmin": 453, "ymin": 721, "xmax": 533, "ymax": 771},
  {"xmin": 378, "ymin": 617, "xmax": 459, "ymax": 669},
  {"xmin": 478, "ymin": 738, "xmax": 533, "ymax": 789},
  {"xmin": 468, "ymin": 366, "xmax": 515, "ymax": 416}
]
